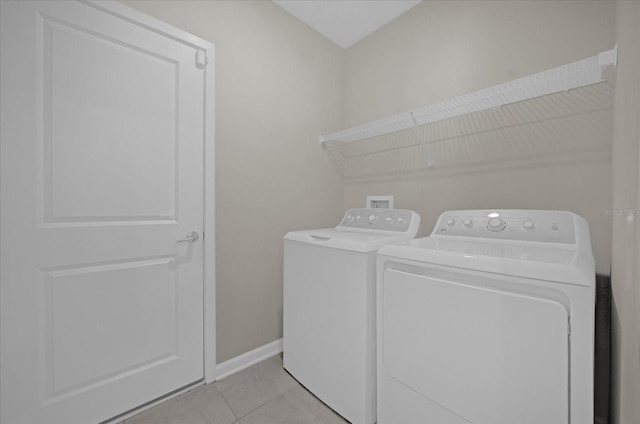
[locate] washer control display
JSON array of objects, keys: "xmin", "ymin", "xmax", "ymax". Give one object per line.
[
  {"xmin": 339, "ymin": 208, "xmax": 416, "ymax": 232},
  {"xmin": 434, "ymin": 210, "xmax": 576, "ymax": 244}
]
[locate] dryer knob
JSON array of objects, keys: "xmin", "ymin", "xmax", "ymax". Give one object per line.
[
  {"xmin": 487, "ymin": 217, "xmax": 506, "ymax": 232},
  {"xmin": 385, "ymin": 217, "xmax": 393, "ymax": 223},
  {"xmin": 463, "ymin": 219, "xmax": 473, "ymax": 228},
  {"xmin": 446, "ymin": 219, "xmax": 455, "ymax": 226},
  {"xmin": 369, "ymin": 214, "xmax": 379, "ymax": 224}
]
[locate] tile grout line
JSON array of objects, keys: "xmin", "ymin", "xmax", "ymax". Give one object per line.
[
  {"xmin": 217, "ymin": 386, "xmax": 240, "ymax": 423},
  {"xmin": 223, "ymin": 381, "xmax": 302, "ymax": 420},
  {"xmin": 216, "ymin": 356, "xmax": 291, "ymax": 420},
  {"xmin": 219, "ymin": 387, "xmax": 268, "ymax": 420}
]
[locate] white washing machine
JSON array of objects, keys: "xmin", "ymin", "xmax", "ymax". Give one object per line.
[
  {"xmin": 376, "ymin": 210, "xmax": 595, "ymax": 424},
  {"xmin": 283, "ymin": 208, "xmax": 420, "ymax": 424}
]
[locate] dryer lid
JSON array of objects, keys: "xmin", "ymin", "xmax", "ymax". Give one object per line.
[
  {"xmin": 378, "ymin": 210, "xmax": 595, "ymax": 287},
  {"xmin": 378, "ymin": 236, "xmax": 595, "ymax": 287}
]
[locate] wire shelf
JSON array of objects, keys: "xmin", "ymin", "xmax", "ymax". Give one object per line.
[{"xmin": 321, "ymin": 47, "xmax": 617, "ymax": 181}]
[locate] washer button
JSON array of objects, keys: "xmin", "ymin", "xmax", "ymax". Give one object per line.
[{"xmin": 487, "ymin": 217, "xmax": 506, "ymax": 232}]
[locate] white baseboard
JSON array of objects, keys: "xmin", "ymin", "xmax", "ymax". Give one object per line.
[{"xmin": 215, "ymin": 338, "xmax": 283, "ymax": 381}]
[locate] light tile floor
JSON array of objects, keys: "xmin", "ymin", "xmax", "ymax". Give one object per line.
[{"xmin": 124, "ymin": 354, "xmax": 348, "ymax": 424}]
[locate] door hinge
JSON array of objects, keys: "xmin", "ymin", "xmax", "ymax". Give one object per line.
[{"xmin": 196, "ymin": 50, "xmax": 207, "ymax": 69}]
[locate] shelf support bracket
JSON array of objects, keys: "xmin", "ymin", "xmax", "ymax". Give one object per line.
[{"xmin": 411, "ymin": 111, "xmax": 433, "ymax": 168}]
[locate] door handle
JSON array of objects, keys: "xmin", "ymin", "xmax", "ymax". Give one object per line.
[{"xmin": 177, "ymin": 231, "xmax": 199, "ymax": 243}]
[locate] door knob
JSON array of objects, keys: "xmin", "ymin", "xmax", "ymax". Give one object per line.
[{"xmin": 177, "ymin": 231, "xmax": 199, "ymax": 243}]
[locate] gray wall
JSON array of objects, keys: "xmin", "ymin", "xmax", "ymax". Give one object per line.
[
  {"xmin": 122, "ymin": 0, "xmax": 345, "ymax": 363},
  {"xmin": 343, "ymin": 0, "xmax": 615, "ymax": 274},
  {"xmin": 611, "ymin": 1, "xmax": 640, "ymax": 423}
]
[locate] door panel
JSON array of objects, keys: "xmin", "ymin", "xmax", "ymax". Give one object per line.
[
  {"xmin": 43, "ymin": 15, "xmax": 178, "ymax": 222},
  {"xmin": 1, "ymin": 1, "xmax": 206, "ymax": 423},
  {"xmin": 43, "ymin": 257, "xmax": 178, "ymax": 397}
]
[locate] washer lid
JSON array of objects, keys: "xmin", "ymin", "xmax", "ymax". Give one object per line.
[
  {"xmin": 378, "ymin": 236, "xmax": 595, "ymax": 287},
  {"xmin": 284, "ymin": 208, "xmax": 421, "ymax": 253},
  {"xmin": 285, "ymin": 228, "xmax": 419, "ymax": 253}
]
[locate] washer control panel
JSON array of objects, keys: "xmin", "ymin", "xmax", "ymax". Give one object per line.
[
  {"xmin": 433, "ymin": 210, "xmax": 576, "ymax": 244},
  {"xmin": 338, "ymin": 208, "xmax": 419, "ymax": 233}
]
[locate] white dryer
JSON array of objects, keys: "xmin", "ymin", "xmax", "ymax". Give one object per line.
[
  {"xmin": 376, "ymin": 210, "xmax": 595, "ymax": 424},
  {"xmin": 284, "ymin": 208, "xmax": 420, "ymax": 424}
]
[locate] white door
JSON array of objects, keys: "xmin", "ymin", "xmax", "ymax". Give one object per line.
[{"xmin": 1, "ymin": 1, "xmax": 207, "ymax": 423}]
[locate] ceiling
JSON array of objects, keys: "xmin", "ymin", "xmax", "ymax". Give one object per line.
[{"xmin": 272, "ymin": 0, "xmax": 423, "ymax": 49}]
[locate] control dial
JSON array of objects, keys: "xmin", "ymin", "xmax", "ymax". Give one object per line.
[
  {"xmin": 446, "ymin": 219, "xmax": 455, "ymax": 226},
  {"xmin": 522, "ymin": 220, "xmax": 535, "ymax": 230},
  {"xmin": 369, "ymin": 214, "xmax": 379, "ymax": 224},
  {"xmin": 487, "ymin": 217, "xmax": 506, "ymax": 232},
  {"xmin": 463, "ymin": 219, "xmax": 473, "ymax": 228}
]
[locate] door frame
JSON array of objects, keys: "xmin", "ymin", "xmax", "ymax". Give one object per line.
[{"xmin": 86, "ymin": 0, "xmax": 217, "ymax": 384}]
